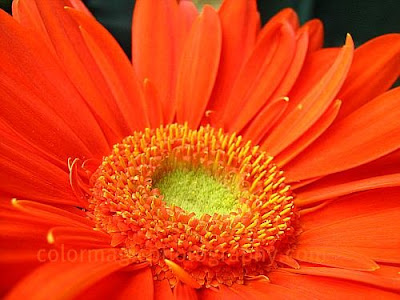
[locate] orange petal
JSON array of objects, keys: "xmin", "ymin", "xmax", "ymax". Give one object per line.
[
  {"xmin": 276, "ymin": 100, "xmax": 341, "ymax": 166},
  {"xmin": 231, "ymin": 279, "xmax": 303, "ymax": 299},
  {"xmin": 267, "ymin": 27, "xmax": 309, "ymax": 102},
  {"xmin": 67, "ymin": 0, "xmax": 93, "ymax": 17},
  {"xmin": 291, "ymin": 246, "xmax": 379, "ymax": 271},
  {"xmin": 301, "ymin": 19, "xmax": 324, "ymax": 53},
  {"xmin": 199, "ymin": 285, "xmax": 244, "ymax": 300},
  {"xmin": 299, "ymin": 187, "xmax": 400, "ymax": 263},
  {"xmin": 285, "ymin": 48, "xmax": 340, "ymax": 111},
  {"xmin": 174, "ymin": 282, "xmax": 199, "ymax": 300},
  {"xmin": 0, "ymin": 249, "xmax": 44, "ymax": 263},
  {"xmin": 16, "ymin": 0, "xmax": 132, "ymax": 140},
  {"xmin": 67, "ymin": 8, "xmax": 149, "ymax": 132},
  {"xmin": 175, "ymin": 5, "xmax": 222, "ymax": 128},
  {"xmin": 263, "ymin": 35, "xmax": 354, "ymax": 156},
  {"xmin": 0, "ymin": 139, "xmax": 77, "ymax": 205},
  {"xmin": 11, "ymin": 200, "xmax": 93, "ymax": 228},
  {"xmin": 179, "ymin": 0, "xmax": 198, "ymax": 34},
  {"xmin": 261, "ymin": 8, "xmax": 299, "ymax": 31},
  {"xmin": 296, "ymin": 147, "xmax": 400, "ymax": 191},
  {"xmin": 269, "ymin": 270, "xmax": 400, "ymax": 299},
  {"xmin": 285, "ymin": 87, "xmax": 400, "ymax": 181},
  {"xmin": 0, "ymin": 261, "xmax": 39, "ymax": 296},
  {"xmin": 0, "ymin": 217, "xmax": 50, "ymax": 262},
  {"xmin": 298, "ymin": 208, "xmax": 400, "ymax": 264},
  {"xmin": 47, "ymin": 226, "xmax": 110, "ymax": 249},
  {"xmin": 337, "ymin": 33, "xmax": 400, "ymax": 119},
  {"xmin": 0, "ymin": 10, "xmax": 110, "ymax": 161},
  {"xmin": 12, "ymin": 0, "xmax": 56, "ymax": 50},
  {"xmin": 223, "ymin": 21, "xmax": 296, "ymax": 132},
  {"xmin": 5, "ymin": 257, "xmax": 135, "ymax": 300},
  {"xmin": 143, "ymin": 78, "xmax": 164, "ymax": 128},
  {"xmin": 244, "ymin": 97, "xmax": 289, "ymax": 145},
  {"xmin": 300, "ymin": 187, "xmax": 400, "ymax": 229},
  {"xmin": 296, "ymin": 173, "xmax": 400, "ymax": 206},
  {"xmin": 208, "ymin": 0, "xmax": 259, "ymax": 121},
  {"xmin": 281, "ymin": 267, "xmax": 400, "ymax": 292},
  {"xmin": 154, "ymin": 280, "xmax": 174, "ymax": 300},
  {"xmin": 117, "ymin": 268, "xmax": 154, "ymax": 300},
  {"xmin": 132, "ymin": 0, "xmax": 182, "ymax": 123},
  {"xmin": 77, "ymin": 271, "xmax": 134, "ymax": 299},
  {"xmin": 275, "ymin": 254, "xmax": 300, "ymax": 269}
]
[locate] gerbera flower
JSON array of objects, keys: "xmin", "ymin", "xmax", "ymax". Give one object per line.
[{"xmin": 1, "ymin": 0, "xmax": 399, "ymax": 298}]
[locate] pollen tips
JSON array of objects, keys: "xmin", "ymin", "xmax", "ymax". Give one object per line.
[
  {"xmin": 47, "ymin": 230, "xmax": 55, "ymax": 245},
  {"xmin": 11, "ymin": 198, "xmax": 19, "ymax": 207}
]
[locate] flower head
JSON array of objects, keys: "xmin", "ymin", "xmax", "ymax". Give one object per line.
[{"xmin": 1, "ymin": 0, "xmax": 400, "ymax": 299}]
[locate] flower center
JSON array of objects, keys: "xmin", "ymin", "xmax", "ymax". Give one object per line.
[
  {"xmin": 89, "ymin": 124, "xmax": 296, "ymax": 288},
  {"xmin": 153, "ymin": 167, "xmax": 238, "ymax": 217}
]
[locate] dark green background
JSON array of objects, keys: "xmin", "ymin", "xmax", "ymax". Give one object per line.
[{"xmin": 0, "ymin": 0, "xmax": 399, "ymax": 56}]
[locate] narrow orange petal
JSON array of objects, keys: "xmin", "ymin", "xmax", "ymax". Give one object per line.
[
  {"xmin": 143, "ymin": 78, "xmax": 164, "ymax": 128},
  {"xmin": 175, "ymin": 5, "xmax": 222, "ymax": 128},
  {"xmin": 299, "ymin": 208, "xmax": 400, "ymax": 257},
  {"xmin": 285, "ymin": 48, "xmax": 340, "ymax": 111},
  {"xmin": 276, "ymin": 100, "xmax": 341, "ymax": 166},
  {"xmin": 337, "ymin": 33, "xmax": 400, "ymax": 119},
  {"xmin": 178, "ymin": 0, "xmax": 198, "ymax": 34},
  {"xmin": 0, "ymin": 261, "xmax": 39, "ymax": 296},
  {"xmin": 198, "ymin": 285, "xmax": 244, "ymax": 300},
  {"xmin": 0, "ymin": 10, "xmax": 110, "ymax": 160},
  {"xmin": 12, "ymin": 0, "xmax": 56, "ymax": 52},
  {"xmin": 285, "ymin": 87, "xmax": 400, "ymax": 181},
  {"xmin": 67, "ymin": 8, "xmax": 149, "ymax": 132},
  {"xmin": 47, "ymin": 226, "xmax": 110, "ymax": 249},
  {"xmin": 299, "ymin": 188, "xmax": 400, "ymax": 263},
  {"xmin": 296, "ymin": 173, "xmax": 400, "ymax": 206},
  {"xmin": 0, "ymin": 249, "xmax": 44, "ymax": 263},
  {"xmin": 261, "ymin": 8, "xmax": 299, "ymax": 31},
  {"xmin": 231, "ymin": 279, "xmax": 303, "ymax": 299},
  {"xmin": 300, "ymin": 187, "xmax": 400, "ymax": 229},
  {"xmin": 263, "ymin": 35, "xmax": 354, "ymax": 156},
  {"xmin": 269, "ymin": 271, "xmax": 400, "ymax": 299},
  {"xmin": 174, "ymin": 282, "xmax": 199, "ymax": 300},
  {"xmin": 132, "ymin": 0, "xmax": 182, "ymax": 123},
  {"xmin": 244, "ymin": 97, "xmax": 289, "ymax": 145},
  {"xmin": 275, "ymin": 254, "xmax": 300, "ymax": 269},
  {"xmin": 21, "ymin": 0, "xmax": 130, "ymax": 140},
  {"xmin": 117, "ymin": 268, "xmax": 154, "ymax": 300},
  {"xmin": 208, "ymin": 0, "xmax": 259, "ymax": 121},
  {"xmin": 11, "ymin": 200, "xmax": 93, "ymax": 228},
  {"xmin": 223, "ymin": 21, "xmax": 296, "ymax": 132},
  {"xmin": 295, "ymin": 147, "xmax": 400, "ymax": 192},
  {"xmin": 301, "ymin": 19, "xmax": 324, "ymax": 53},
  {"xmin": 5, "ymin": 252, "xmax": 136, "ymax": 300},
  {"xmin": 0, "ymin": 140, "xmax": 77, "ymax": 205},
  {"xmin": 281, "ymin": 267, "xmax": 400, "ymax": 292},
  {"xmin": 268, "ymin": 27, "xmax": 309, "ymax": 102},
  {"xmin": 154, "ymin": 280, "xmax": 174, "ymax": 300},
  {"xmin": 291, "ymin": 246, "xmax": 379, "ymax": 271},
  {"xmin": 67, "ymin": 0, "xmax": 93, "ymax": 17}
]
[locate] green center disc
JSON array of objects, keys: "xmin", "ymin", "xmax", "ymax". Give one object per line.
[{"xmin": 154, "ymin": 168, "xmax": 238, "ymax": 216}]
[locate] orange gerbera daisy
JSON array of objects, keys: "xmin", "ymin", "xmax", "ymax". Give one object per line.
[{"xmin": 1, "ymin": 0, "xmax": 400, "ymax": 299}]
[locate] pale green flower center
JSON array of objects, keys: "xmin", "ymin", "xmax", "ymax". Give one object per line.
[{"xmin": 154, "ymin": 167, "xmax": 238, "ymax": 216}]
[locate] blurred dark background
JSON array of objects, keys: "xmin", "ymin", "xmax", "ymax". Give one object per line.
[{"xmin": 1, "ymin": 0, "xmax": 399, "ymax": 56}]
